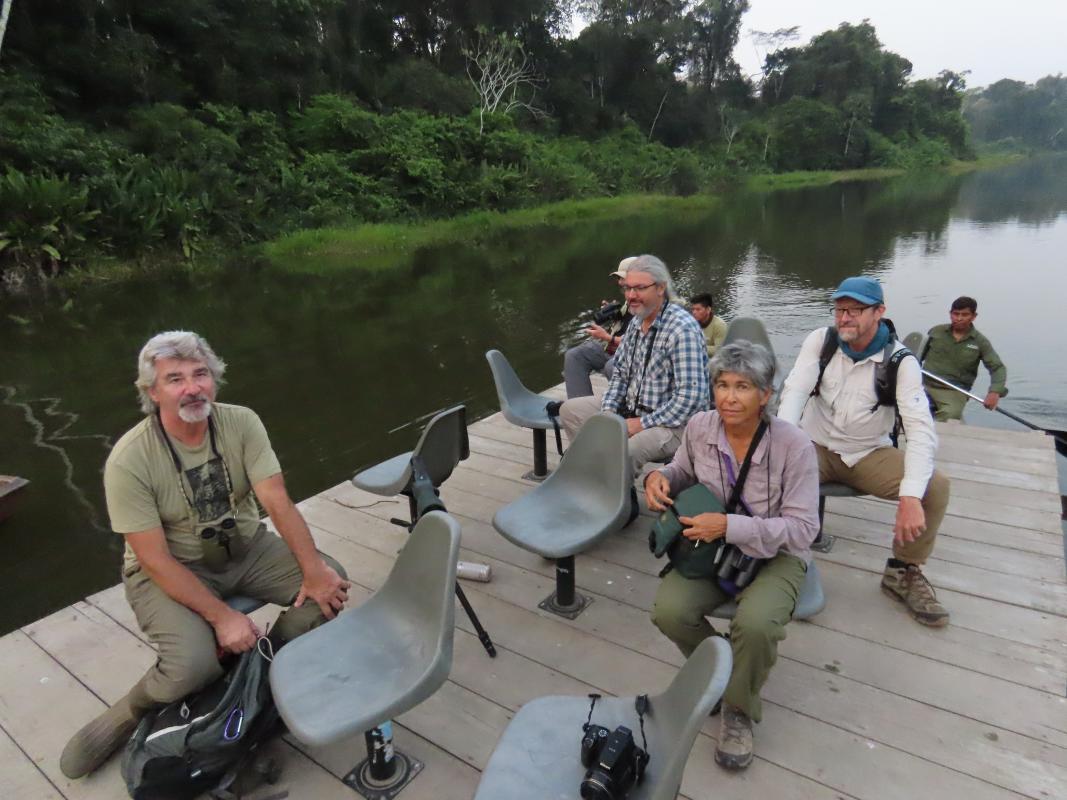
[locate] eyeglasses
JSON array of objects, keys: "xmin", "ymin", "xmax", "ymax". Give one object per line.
[
  {"xmin": 621, "ymin": 283, "xmax": 657, "ymax": 294},
  {"xmin": 832, "ymin": 304, "xmax": 873, "ymax": 318}
]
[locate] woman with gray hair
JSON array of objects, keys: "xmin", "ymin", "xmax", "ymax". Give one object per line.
[{"xmin": 644, "ymin": 340, "xmax": 820, "ymax": 771}]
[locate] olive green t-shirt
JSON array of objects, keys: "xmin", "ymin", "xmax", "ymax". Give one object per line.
[
  {"xmin": 104, "ymin": 403, "xmax": 281, "ymax": 574},
  {"xmin": 704, "ymin": 315, "xmax": 728, "ymax": 359}
]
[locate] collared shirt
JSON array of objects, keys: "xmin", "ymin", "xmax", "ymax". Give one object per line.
[
  {"xmin": 703, "ymin": 315, "xmax": 729, "ymax": 359},
  {"xmin": 922, "ymin": 324, "xmax": 1007, "ymax": 396},
  {"xmin": 602, "ymin": 301, "xmax": 709, "ymax": 429},
  {"xmin": 778, "ymin": 326, "xmax": 938, "ymax": 499},
  {"xmin": 657, "ymin": 412, "xmax": 820, "ymax": 563}
]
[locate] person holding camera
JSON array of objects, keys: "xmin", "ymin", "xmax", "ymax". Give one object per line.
[
  {"xmin": 560, "ymin": 254, "xmax": 709, "ymax": 477},
  {"xmin": 60, "ymin": 331, "xmax": 350, "ymax": 780},
  {"xmin": 562, "ymin": 257, "xmax": 636, "ymax": 398},
  {"xmin": 647, "ymin": 341, "xmax": 820, "ymax": 771},
  {"xmin": 778, "ymin": 277, "xmax": 950, "ymax": 628}
]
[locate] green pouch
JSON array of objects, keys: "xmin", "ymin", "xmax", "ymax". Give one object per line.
[{"xmin": 648, "ymin": 483, "xmax": 727, "ymax": 579}]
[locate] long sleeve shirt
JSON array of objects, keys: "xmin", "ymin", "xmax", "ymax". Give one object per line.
[
  {"xmin": 602, "ymin": 301, "xmax": 709, "ymax": 430},
  {"xmin": 778, "ymin": 326, "xmax": 938, "ymax": 499},
  {"xmin": 657, "ymin": 412, "xmax": 820, "ymax": 563},
  {"xmin": 921, "ymin": 324, "xmax": 1008, "ymax": 396}
]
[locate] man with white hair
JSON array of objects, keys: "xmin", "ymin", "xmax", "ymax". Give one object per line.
[
  {"xmin": 560, "ymin": 254, "xmax": 709, "ymax": 477},
  {"xmin": 60, "ymin": 331, "xmax": 350, "ymax": 780},
  {"xmin": 562, "ymin": 256, "xmax": 636, "ymax": 398}
]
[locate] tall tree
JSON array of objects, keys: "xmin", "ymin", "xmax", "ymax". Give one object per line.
[{"xmin": 686, "ymin": 0, "xmax": 748, "ymax": 92}]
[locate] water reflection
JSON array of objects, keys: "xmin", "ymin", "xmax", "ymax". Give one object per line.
[{"xmin": 2, "ymin": 155, "xmax": 1065, "ymax": 632}]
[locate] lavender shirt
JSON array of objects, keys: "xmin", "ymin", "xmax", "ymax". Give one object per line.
[{"xmin": 655, "ymin": 411, "xmax": 820, "ymax": 564}]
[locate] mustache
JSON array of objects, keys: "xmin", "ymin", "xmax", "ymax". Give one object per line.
[{"xmin": 180, "ymin": 394, "xmax": 210, "ymax": 406}]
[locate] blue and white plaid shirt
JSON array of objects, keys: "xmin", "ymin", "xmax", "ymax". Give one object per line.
[{"xmin": 602, "ymin": 301, "xmax": 710, "ymax": 429}]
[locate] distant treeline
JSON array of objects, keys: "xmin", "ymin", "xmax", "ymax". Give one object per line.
[
  {"xmin": 964, "ymin": 76, "xmax": 1067, "ymax": 152},
  {"xmin": 0, "ymin": 2, "xmax": 981, "ymax": 283}
]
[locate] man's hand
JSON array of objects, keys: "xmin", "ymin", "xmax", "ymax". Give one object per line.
[
  {"xmin": 626, "ymin": 417, "xmax": 644, "ymax": 437},
  {"xmin": 894, "ymin": 496, "xmax": 926, "ymax": 545},
  {"xmin": 644, "ymin": 471, "xmax": 673, "ymax": 512},
  {"xmin": 587, "ymin": 323, "xmax": 612, "ymax": 343},
  {"xmin": 213, "ymin": 608, "xmax": 261, "ymax": 654},
  {"xmin": 679, "ymin": 513, "xmax": 728, "ymax": 544},
  {"xmin": 983, "ymin": 391, "xmax": 1000, "ymax": 410},
  {"xmin": 294, "ymin": 562, "xmax": 351, "ymax": 620}
]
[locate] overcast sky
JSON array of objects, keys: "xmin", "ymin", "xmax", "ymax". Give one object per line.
[{"xmin": 735, "ymin": 0, "xmax": 1066, "ymax": 89}]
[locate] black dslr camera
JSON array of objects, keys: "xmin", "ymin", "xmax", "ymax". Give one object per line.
[
  {"xmin": 579, "ymin": 695, "xmax": 650, "ymax": 800},
  {"xmin": 592, "ymin": 300, "xmax": 624, "ymax": 326}
]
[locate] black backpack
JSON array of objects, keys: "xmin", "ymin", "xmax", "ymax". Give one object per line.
[
  {"xmin": 121, "ymin": 644, "xmax": 280, "ymax": 800},
  {"xmin": 810, "ymin": 321, "xmax": 914, "ymax": 445}
]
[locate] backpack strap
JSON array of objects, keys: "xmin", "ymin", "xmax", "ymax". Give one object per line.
[{"xmin": 810, "ymin": 327, "xmax": 838, "ymax": 398}]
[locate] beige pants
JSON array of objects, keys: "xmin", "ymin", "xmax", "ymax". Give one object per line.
[
  {"xmin": 124, "ymin": 525, "xmax": 346, "ymax": 705},
  {"xmin": 815, "ymin": 444, "xmax": 949, "ymax": 564},
  {"xmin": 559, "ymin": 395, "xmax": 683, "ymax": 475}
]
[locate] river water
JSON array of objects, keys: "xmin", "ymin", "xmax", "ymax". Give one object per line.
[{"xmin": 3, "ymin": 156, "xmax": 1066, "ymax": 633}]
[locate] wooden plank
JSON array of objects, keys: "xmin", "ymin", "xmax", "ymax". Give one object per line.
[
  {"xmin": 298, "ymin": 500, "xmax": 1067, "ymax": 799},
  {"xmin": 934, "ymin": 458, "xmax": 1060, "ymax": 494},
  {"xmin": 0, "ymin": 725, "xmax": 63, "ymax": 800}
]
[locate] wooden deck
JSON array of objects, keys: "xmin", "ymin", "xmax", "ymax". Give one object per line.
[{"xmin": 2, "ymin": 381, "xmax": 1065, "ymax": 800}]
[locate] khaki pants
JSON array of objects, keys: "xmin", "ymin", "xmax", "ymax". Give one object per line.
[
  {"xmin": 815, "ymin": 444, "xmax": 949, "ymax": 564},
  {"xmin": 651, "ymin": 553, "xmax": 807, "ymax": 722},
  {"xmin": 924, "ymin": 384, "xmax": 968, "ymax": 421},
  {"xmin": 124, "ymin": 525, "xmax": 346, "ymax": 706},
  {"xmin": 559, "ymin": 395, "xmax": 683, "ymax": 475}
]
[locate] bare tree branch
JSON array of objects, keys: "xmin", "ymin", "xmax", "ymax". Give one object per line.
[{"xmin": 463, "ymin": 29, "xmax": 546, "ymax": 135}]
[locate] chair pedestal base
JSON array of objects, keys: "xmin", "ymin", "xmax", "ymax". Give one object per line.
[
  {"xmin": 346, "ymin": 727, "xmax": 424, "ymax": 800},
  {"xmin": 811, "ymin": 533, "xmax": 835, "ymax": 553},
  {"xmin": 538, "ymin": 590, "xmax": 592, "ymax": 619},
  {"xmin": 537, "ymin": 555, "xmax": 592, "ymax": 619}
]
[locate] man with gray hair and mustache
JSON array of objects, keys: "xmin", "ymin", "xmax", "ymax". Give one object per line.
[
  {"xmin": 60, "ymin": 331, "xmax": 350, "ymax": 780},
  {"xmin": 560, "ymin": 254, "xmax": 710, "ymax": 482}
]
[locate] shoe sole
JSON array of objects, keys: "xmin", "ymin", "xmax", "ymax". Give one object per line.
[{"xmin": 881, "ymin": 584, "xmax": 949, "ymax": 627}]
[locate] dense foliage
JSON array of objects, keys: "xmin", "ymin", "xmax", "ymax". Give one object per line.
[
  {"xmin": 0, "ymin": 2, "xmax": 978, "ymax": 282},
  {"xmin": 964, "ymin": 75, "xmax": 1067, "ymax": 152}
]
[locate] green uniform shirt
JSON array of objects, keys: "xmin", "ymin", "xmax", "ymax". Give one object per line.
[
  {"xmin": 921, "ymin": 324, "xmax": 1008, "ymax": 396},
  {"xmin": 104, "ymin": 403, "xmax": 281, "ymax": 574},
  {"xmin": 704, "ymin": 315, "xmax": 728, "ymax": 359}
]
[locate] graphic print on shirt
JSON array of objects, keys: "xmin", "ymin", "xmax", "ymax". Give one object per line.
[{"xmin": 185, "ymin": 457, "xmax": 230, "ymax": 521}]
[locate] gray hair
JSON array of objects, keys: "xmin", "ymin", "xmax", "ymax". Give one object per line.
[
  {"xmin": 135, "ymin": 331, "xmax": 227, "ymax": 414},
  {"xmin": 625, "ymin": 254, "xmax": 680, "ymax": 301},
  {"xmin": 709, "ymin": 340, "xmax": 776, "ymax": 400}
]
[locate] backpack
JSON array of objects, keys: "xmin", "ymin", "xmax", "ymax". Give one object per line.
[
  {"xmin": 121, "ymin": 643, "xmax": 280, "ymax": 800},
  {"xmin": 809, "ymin": 320, "xmax": 914, "ymax": 445}
]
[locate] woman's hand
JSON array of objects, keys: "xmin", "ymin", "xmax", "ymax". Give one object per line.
[
  {"xmin": 644, "ymin": 471, "xmax": 673, "ymax": 512},
  {"xmin": 679, "ymin": 513, "xmax": 728, "ymax": 544}
]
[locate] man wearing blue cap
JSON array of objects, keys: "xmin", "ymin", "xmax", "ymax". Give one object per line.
[{"xmin": 779, "ymin": 277, "xmax": 950, "ymax": 627}]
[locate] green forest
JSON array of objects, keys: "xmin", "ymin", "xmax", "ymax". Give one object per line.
[{"xmin": 0, "ymin": 0, "xmax": 1063, "ymax": 284}]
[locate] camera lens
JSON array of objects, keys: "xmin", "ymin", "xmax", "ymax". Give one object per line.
[
  {"xmin": 220, "ymin": 517, "xmax": 236, "ymax": 531},
  {"xmin": 200, "ymin": 527, "xmax": 217, "ymax": 540}
]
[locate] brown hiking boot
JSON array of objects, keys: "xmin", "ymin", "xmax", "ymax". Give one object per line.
[
  {"xmin": 714, "ymin": 704, "xmax": 753, "ymax": 770},
  {"xmin": 60, "ymin": 695, "xmax": 141, "ymax": 779},
  {"xmin": 881, "ymin": 563, "xmax": 950, "ymax": 627}
]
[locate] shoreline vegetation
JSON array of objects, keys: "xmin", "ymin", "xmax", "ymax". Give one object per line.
[
  {"xmin": 4, "ymin": 4, "xmax": 1060, "ymax": 295},
  {"xmin": 56, "ymin": 153, "xmax": 1022, "ymax": 287}
]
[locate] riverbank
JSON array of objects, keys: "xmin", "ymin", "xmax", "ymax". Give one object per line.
[{"xmin": 43, "ymin": 154, "xmax": 1024, "ymax": 290}]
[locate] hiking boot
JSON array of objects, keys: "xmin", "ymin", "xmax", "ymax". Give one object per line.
[
  {"xmin": 60, "ymin": 695, "xmax": 141, "ymax": 779},
  {"xmin": 714, "ymin": 705, "xmax": 753, "ymax": 770},
  {"xmin": 881, "ymin": 562, "xmax": 950, "ymax": 627}
]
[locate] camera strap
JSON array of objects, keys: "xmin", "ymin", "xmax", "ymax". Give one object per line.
[
  {"xmin": 723, "ymin": 418, "xmax": 768, "ymax": 515},
  {"xmin": 545, "ymin": 401, "xmax": 565, "ymax": 456},
  {"xmin": 584, "ymin": 693, "xmax": 650, "ymax": 755}
]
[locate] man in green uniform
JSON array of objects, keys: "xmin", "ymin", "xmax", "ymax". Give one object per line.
[
  {"xmin": 689, "ymin": 292, "xmax": 728, "ymax": 359},
  {"xmin": 921, "ymin": 296, "xmax": 1008, "ymax": 421},
  {"xmin": 60, "ymin": 331, "xmax": 350, "ymax": 780}
]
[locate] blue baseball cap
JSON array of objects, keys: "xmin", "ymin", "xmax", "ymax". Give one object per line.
[{"xmin": 831, "ymin": 276, "xmax": 884, "ymax": 305}]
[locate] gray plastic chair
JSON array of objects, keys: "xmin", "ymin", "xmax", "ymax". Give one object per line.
[
  {"xmin": 492, "ymin": 412, "xmax": 631, "ymax": 618},
  {"xmin": 224, "ymin": 595, "xmax": 264, "ymax": 615},
  {"xmin": 711, "ymin": 559, "xmax": 826, "ymax": 621},
  {"xmin": 473, "ymin": 635, "xmax": 732, "ymax": 800},
  {"xmin": 815, "ymin": 481, "xmax": 865, "ymax": 553},
  {"xmin": 722, "ymin": 316, "xmax": 774, "ymax": 351},
  {"xmin": 352, "ymin": 405, "xmax": 469, "ymax": 517},
  {"xmin": 485, "ymin": 349, "xmax": 556, "ymax": 481},
  {"xmin": 269, "ymin": 510, "xmax": 460, "ymax": 750}
]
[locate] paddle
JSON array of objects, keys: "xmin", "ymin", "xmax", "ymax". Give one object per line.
[{"xmin": 903, "ymin": 332, "xmax": 1067, "ymax": 456}]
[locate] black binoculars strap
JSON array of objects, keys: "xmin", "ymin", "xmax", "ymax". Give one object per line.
[
  {"xmin": 545, "ymin": 401, "xmax": 565, "ymax": 456},
  {"xmin": 724, "ymin": 418, "xmax": 768, "ymax": 515}
]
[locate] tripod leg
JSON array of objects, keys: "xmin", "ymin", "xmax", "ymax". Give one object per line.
[{"xmin": 455, "ymin": 584, "xmax": 496, "ymax": 658}]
